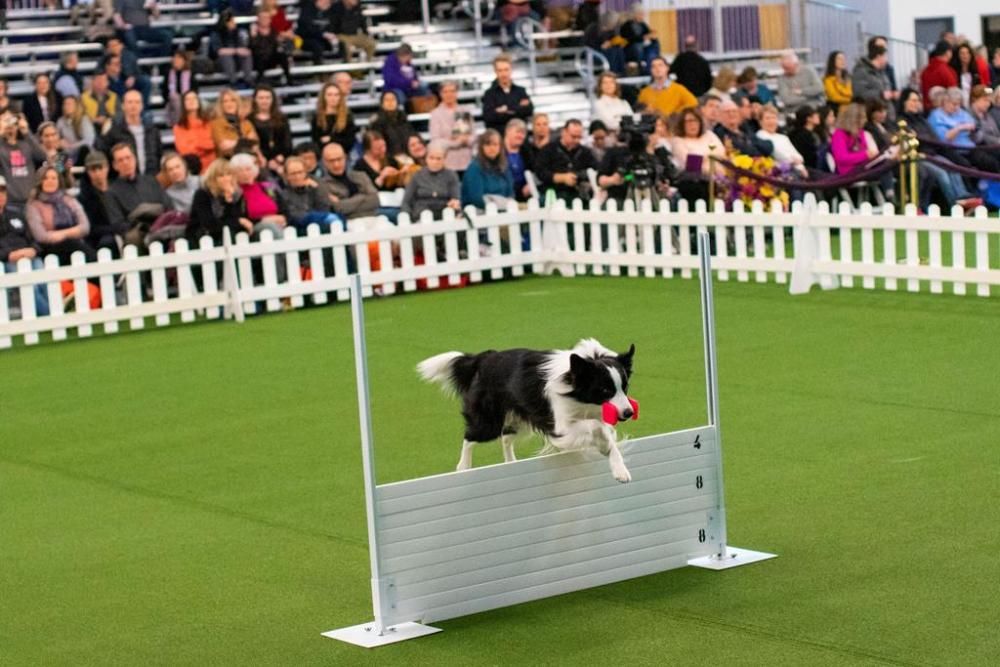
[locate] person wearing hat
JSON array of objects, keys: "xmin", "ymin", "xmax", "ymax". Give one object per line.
[
  {"xmin": 78, "ymin": 151, "xmax": 129, "ymax": 257},
  {"xmin": 0, "ymin": 175, "xmax": 50, "ymax": 316},
  {"xmin": 921, "ymin": 41, "xmax": 959, "ymax": 109}
]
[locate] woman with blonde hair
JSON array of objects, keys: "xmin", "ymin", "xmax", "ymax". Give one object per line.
[
  {"xmin": 706, "ymin": 66, "xmax": 736, "ymax": 103},
  {"xmin": 187, "ymin": 158, "xmax": 255, "ymax": 243},
  {"xmin": 830, "ymin": 102, "xmax": 895, "ymax": 199},
  {"xmin": 56, "ymin": 96, "xmax": 95, "ymax": 161},
  {"xmin": 209, "ymin": 89, "xmax": 259, "ymax": 156},
  {"xmin": 593, "ymin": 71, "xmax": 633, "ymax": 134},
  {"xmin": 310, "ymin": 82, "xmax": 357, "ymax": 153}
]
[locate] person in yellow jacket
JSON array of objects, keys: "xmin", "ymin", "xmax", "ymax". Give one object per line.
[
  {"xmin": 823, "ymin": 50, "xmax": 853, "ymax": 109},
  {"xmin": 80, "ymin": 70, "xmax": 119, "ymax": 132},
  {"xmin": 637, "ymin": 57, "xmax": 698, "ymax": 117}
]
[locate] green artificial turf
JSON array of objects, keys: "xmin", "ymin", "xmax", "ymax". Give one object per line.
[{"xmin": 2, "ymin": 275, "xmax": 998, "ymax": 666}]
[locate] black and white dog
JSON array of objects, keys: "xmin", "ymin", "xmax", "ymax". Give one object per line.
[{"xmin": 418, "ymin": 339, "xmax": 636, "ymax": 482}]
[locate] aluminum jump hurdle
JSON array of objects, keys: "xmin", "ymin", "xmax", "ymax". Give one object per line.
[{"xmin": 325, "ymin": 233, "xmax": 777, "ymax": 648}]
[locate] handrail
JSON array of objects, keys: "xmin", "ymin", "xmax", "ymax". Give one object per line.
[{"xmin": 575, "ymin": 48, "xmax": 610, "ymax": 115}]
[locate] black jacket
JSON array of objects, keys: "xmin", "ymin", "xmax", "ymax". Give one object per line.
[
  {"xmin": 713, "ymin": 124, "xmax": 774, "ymax": 158},
  {"xmin": 0, "ymin": 208, "xmax": 39, "ymax": 262},
  {"xmin": 482, "ymin": 80, "xmax": 534, "ymax": 134},
  {"xmin": 671, "ymin": 51, "xmax": 713, "ymax": 98},
  {"xmin": 99, "ymin": 120, "xmax": 163, "ymax": 176},
  {"xmin": 187, "ymin": 188, "xmax": 247, "ymax": 243},
  {"xmin": 533, "ymin": 140, "xmax": 597, "ymax": 202},
  {"xmin": 79, "ymin": 178, "xmax": 129, "ymax": 246},
  {"xmin": 311, "ymin": 112, "xmax": 358, "ymax": 154},
  {"xmin": 21, "ymin": 94, "xmax": 58, "ymax": 134},
  {"xmin": 331, "ymin": 2, "xmax": 367, "ymax": 34},
  {"xmin": 296, "ymin": 1, "xmax": 335, "ymax": 40},
  {"xmin": 252, "ymin": 116, "xmax": 294, "ymax": 162},
  {"xmin": 788, "ymin": 127, "xmax": 821, "ymax": 171},
  {"xmin": 107, "ymin": 173, "xmax": 173, "ymax": 227}
]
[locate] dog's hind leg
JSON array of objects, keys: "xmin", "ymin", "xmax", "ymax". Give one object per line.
[{"xmin": 457, "ymin": 440, "xmax": 478, "ymax": 471}]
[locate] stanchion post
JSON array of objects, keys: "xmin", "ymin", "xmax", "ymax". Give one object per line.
[
  {"xmin": 707, "ymin": 152, "xmax": 716, "ymax": 213},
  {"xmin": 898, "ymin": 159, "xmax": 908, "ymax": 208},
  {"xmin": 910, "ymin": 157, "xmax": 918, "ymax": 208}
]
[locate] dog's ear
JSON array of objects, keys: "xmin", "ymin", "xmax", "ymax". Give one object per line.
[
  {"xmin": 618, "ymin": 344, "xmax": 635, "ymax": 373},
  {"xmin": 569, "ymin": 353, "xmax": 593, "ymax": 378}
]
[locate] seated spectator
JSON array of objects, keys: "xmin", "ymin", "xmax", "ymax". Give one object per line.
[
  {"xmin": 462, "ymin": 130, "xmax": 514, "ymax": 209},
  {"xmin": 864, "ymin": 99, "xmax": 892, "ymax": 151},
  {"xmin": 25, "ymin": 166, "xmax": 95, "ymax": 263},
  {"xmin": 332, "ymin": 71, "xmax": 356, "ymax": 102},
  {"xmin": 107, "ymin": 142, "xmax": 173, "ymax": 248},
  {"xmin": 113, "ymin": 0, "xmax": 172, "ymax": 57},
  {"xmin": 0, "ymin": 111, "xmax": 47, "ymax": 212},
  {"xmin": 650, "ymin": 115, "xmax": 672, "ymax": 150},
  {"xmin": 229, "ymin": 152, "xmax": 286, "ymax": 228},
  {"xmin": 0, "ymin": 177, "xmax": 49, "ymax": 315},
  {"xmin": 593, "ymin": 72, "xmax": 633, "ymax": 135},
  {"xmin": 79, "ymin": 151, "xmax": 128, "ymax": 256},
  {"xmin": 81, "ymin": 69, "xmax": 117, "ymax": 131},
  {"xmin": 401, "ymin": 141, "xmax": 461, "ymax": 220},
  {"xmin": 699, "ymin": 94, "xmax": 722, "ymax": 128},
  {"xmin": 352, "ymin": 130, "xmax": 400, "ymax": 192},
  {"xmin": 777, "ymin": 50, "xmax": 824, "ymax": 116},
  {"xmin": 0, "ymin": 80, "xmax": 19, "ymax": 116},
  {"xmin": 930, "ymin": 87, "xmax": 1000, "ymax": 172},
  {"xmin": 250, "ymin": 85, "xmax": 292, "ymax": 174},
  {"xmin": 280, "ymin": 156, "xmax": 341, "ymax": 232},
  {"xmin": 714, "ymin": 100, "xmax": 773, "ymax": 158},
  {"xmin": 22, "ymin": 74, "xmax": 58, "ymax": 134},
  {"xmin": 707, "ymin": 67, "xmax": 736, "ymax": 103},
  {"xmin": 499, "ymin": 0, "xmax": 538, "ymax": 38},
  {"xmin": 53, "ymin": 52, "xmax": 85, "ymax": 100},
  {"xmin": 173, "ymin": 91, "xmax": 216, "ymax": 174},
  {"xmin": 210, "ymin": 89, "xmax": 259, "ymax": 157},
  {"xmin": 503, "ymin": 118, "xmax": 531, "ymax": 200},
  {"xmin": 951, "ymin": 43, "xmax": 983, "ymax": 107},
  {"xmin": 587, "ymin": 120, "xmax": 611, "ymax": 163},
  {"xmin": 368, "ymin": 91, "xmax": 415, "ymax": 160},
  {"xmin": 736, "ymin": 67, "xmax": 775, "ymax": 106},
  {"xmin": 921, "ymin": 42, "xmax": 957, "ymax": 109},
  {"xmin": 619, "ymin": 2, "xmax": 660, "ymax": 73},
  {"xmin": 293, "ymin": 142, "xmax": 323, "ymax": 180},
  {"xmin": 829, "ymin": 103, "xmax": 894, "ymax": 200},
  {"xmin": 98, "ymin": 90, "xmax": 162, "ymax": 176},
  {"xmin": 56, "ymin": 96, "xmax": 95, "ymax": 162},
  {"xmin": 333, "ymin": 0, "xmax": 377, "ymax": 62},
  {"xmin": 297, "ymin": 0, "xmax": 338, "ymax": 65},
  {"xmin": 788, "ymin": 105, "xmax": 823, "ymax": 171},
  {"xmin": 756, "ymin": 105, "xmax": 806, "ymax": 176},
  {"xmin": 319, "ymin": 142, "xmax": 378, "ymax": 220},
  {"xmin": 311, "ymin": 82, "xmax": 357, "ymax": 154},
  {"xmin": 668, "ymin": 108, "xmax": 725, "ymax": 203},
  {"xmin": 637, "ymin": 57, "xmax": 698, "ymax": 118},
  {"xmin": 187, "ymin": 158, "xmax": 257, "ymax": 243},
  {"xmin": 732, "ymin": 92, "xmax": 761, "ymax": 134},
  {"xmin": 429, "ymin": 80, "xmax": 475, "ymax": 173},
  {"xmin": 521, "ymin": 112, "xmax": 551, "ymax": 173},
  {"xmin": 260, "ymin": 0, "xmax": 295, "ymax": 45},
  {"xmin": 382, "ymin": 43, "xmax": 429, "ymax": 106},
  {"xmin": 970, "ymin": 84, "xmax": 1000, "ymax": 145},
  {"xmin": 534, "ymin": 119, "xmax": 597, "ymax": 203},
  {"xmin": 164, "ymin": 49, "xmax": 197, "ymax": 128},
  {"xmin": 396, "ymin": 134, "xmax": 427, "ymax": 186},
  {"xmin": 212, "ymin": 9, "xmax": 254, "ymax": 88},
  {"xmin": 482, "ymin": 54, "xmax": 534, "ymax": 135},
  {"xmin": 823, "ymin": 51, "xmax": 852, "ymax": 110},
  {"xmin": 101, "ymin": 37, "xmax": 151, "ymax": 107},
  {"xmin": 583, "ymin": 11, "xmax": 626, "ymax": 75},
  {"xmin": 37, "ymin": 122, "xmax": 74, "ymax": 190},
  {"xmin": 160, "ymin": 152, "xmax": 200, "ymax": 213},
  {"xmin": 672, "ymin": 35, "xmax": 713, "ymax": 98},
  {"xmin": 250, "ymin": 9, "xmax": 291, "ymax": 85}
]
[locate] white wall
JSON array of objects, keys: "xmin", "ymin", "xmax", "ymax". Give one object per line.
[
  {"xmin": 887, "ymin": 0, "xmax": 997, "ymax": 45},
  {"xmin": 832, "ymin": 0, "xmax": 890, "ymax": 39}
]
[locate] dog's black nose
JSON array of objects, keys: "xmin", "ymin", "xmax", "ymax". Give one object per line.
[{"xmin": 621, "ymin": 408, "xmax": 634, "ymax": 420}]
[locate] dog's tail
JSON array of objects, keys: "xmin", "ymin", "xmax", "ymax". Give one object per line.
[{"xmin": 417, "ymin": 351, "xmax": 476, "ymax": 395}]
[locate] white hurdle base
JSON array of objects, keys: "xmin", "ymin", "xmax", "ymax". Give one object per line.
[
  {"xmin": 688, "ymin": 548, "xmax": 777, "ymax": 570},
  {"xmin": 322, "ymin": 621, "xmax": 442, "ymax": 648}
]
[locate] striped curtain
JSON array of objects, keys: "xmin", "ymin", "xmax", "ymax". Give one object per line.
[
  {"xmin": 722, "ymin": 5, "xmax": 761, "ymax": 51},
  {"xmin": 676, "ymin": 8, "xmax": 714, "ymax": 52}
]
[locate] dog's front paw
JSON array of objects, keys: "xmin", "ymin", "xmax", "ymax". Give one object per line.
[{"xmin": 611, "ymin": 463, "xmax": 631, "ymax": 484}]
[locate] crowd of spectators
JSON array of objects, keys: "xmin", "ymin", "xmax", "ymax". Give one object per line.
[{"xmin": 5, "ymin": 0, "xmax": 1000, "ymax": 287}]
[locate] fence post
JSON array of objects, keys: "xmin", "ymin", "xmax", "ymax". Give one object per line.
[{"xmin": 222, "ymin": 227, "xmax": 245, "ymax": 323}]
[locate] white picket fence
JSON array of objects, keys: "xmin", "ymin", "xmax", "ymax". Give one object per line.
[{"xmin": 1, "ymin": 197, "xmax": 998, "ymax": 350}]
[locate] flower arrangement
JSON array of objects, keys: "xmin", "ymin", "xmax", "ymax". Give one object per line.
[{"xmin": 718, "ymin": 153, "xmax": 792, "ymax": 210}]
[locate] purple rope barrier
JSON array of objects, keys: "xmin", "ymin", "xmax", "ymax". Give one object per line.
[
  {"xmin": 923, "ymin": 154, "xmax": 1000, "ymax": 181},
  {"xmin": 713, "ymin": 156, "xmax": 898, "ymax": 192},
  {"xmin": 915, "ymin": 136, "xmax": 1000, "ymax": 153}
]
